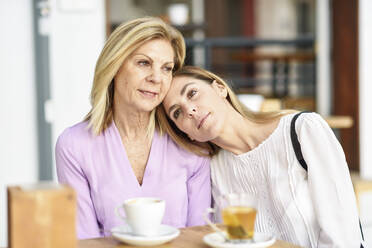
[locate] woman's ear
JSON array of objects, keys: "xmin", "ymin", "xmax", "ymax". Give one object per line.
[{"xmin": 211, "ymin": 80, "xmax": 228, "ymax": 98}]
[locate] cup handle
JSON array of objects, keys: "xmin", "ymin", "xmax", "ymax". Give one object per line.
[
  {"xmin": 115, "ymin": 206, "xmax": 126, "ymax": 221},
  {"xmin": 203, "ymin": 208, "xmax": 225, "ymax": 234}
]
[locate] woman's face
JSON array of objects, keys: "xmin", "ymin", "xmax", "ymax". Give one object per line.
[
  {"xmin": 163, "ymin": 76, "xmax": 229, "ymax": 142},
  {"xmin": 114, "ymin": 39, "xmax": 175, "ymax": 113}
]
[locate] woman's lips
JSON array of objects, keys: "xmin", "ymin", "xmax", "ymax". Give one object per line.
[
  {"xmin": 138, "ymin": 90, "xmax": 158, "ymax": 98},
  {"xmin": 198, "ymin": 112, "xmax": 210, "ymax": 129}
]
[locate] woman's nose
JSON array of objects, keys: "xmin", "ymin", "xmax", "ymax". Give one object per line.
[
  {"xmin": 187, "ymin": 107, "xmax": 196, "ymax": 118},
  {"xmin": 147, "ymin": 68, "xmax": 162, "ymax": 84}
]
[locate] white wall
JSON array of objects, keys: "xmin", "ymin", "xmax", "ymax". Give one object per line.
[
  {"xmin": 0, "ymin": 1, "xmax": 38, "ymax": 246},
  {"xmin": 49, "ymin": 0, "xmax": 106, "ymax": 177},
  {"xmin": 316, "ymin": 0, "xmax": 331, "ymax": 116},
  {"xmin": 0, "ymin": 0, "xmax": 106, "ymax": 246}
]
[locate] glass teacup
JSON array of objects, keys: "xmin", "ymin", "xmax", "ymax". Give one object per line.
[{"xmin": 203, "ymin": 193, "xmax": 258, "ymax": 241}]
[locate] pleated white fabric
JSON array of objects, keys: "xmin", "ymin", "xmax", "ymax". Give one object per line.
[{"xmin": 211, "ymin": 112, "xmax": 363, "ymax": 248}]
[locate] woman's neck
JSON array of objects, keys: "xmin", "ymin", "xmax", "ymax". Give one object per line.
[
  {"xmin": 113, "ymin": 105, "xmax": 151, "ymax": 140},
  {"xmin": 211, "ymin": 108, "xmax": 279, "ymax": 155}
]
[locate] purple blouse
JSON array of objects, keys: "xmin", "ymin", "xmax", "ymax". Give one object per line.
[{"xmin": 55, "ymin": 121, "xmax": 211, "ymax": 239}]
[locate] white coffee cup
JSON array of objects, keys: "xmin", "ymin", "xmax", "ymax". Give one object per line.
[{"xmin": 115, "ymin": 197, "xmax": 165, "ymax": 236}]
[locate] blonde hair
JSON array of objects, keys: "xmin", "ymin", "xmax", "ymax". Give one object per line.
[
  {"xmin": 85, "ymin": 17, "xmax": 186, "ymax": 135},
  {"xmin": 157, "ymin": 66, "xmax": 294, "ymax": 156}
]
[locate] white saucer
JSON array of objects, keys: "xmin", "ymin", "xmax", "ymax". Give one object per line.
[
  {"xmin": 203, "ymin": 232, "xmax": 276, "ymax": 248},
  {"xmin": 111, "ymin": 224, "xmax": 180, "ymax": 246}
]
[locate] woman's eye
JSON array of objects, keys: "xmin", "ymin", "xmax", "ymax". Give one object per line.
[
  {"xmin": 164, "ymin": 66, "xmax": 173, "ymax": 72},
  {"xmin": 138, "ymin": 60, "xmax": 150, "ymax": 66},
  {"xmin": 187, "ymin": 89, "xmax": 197, "ymax": 99},
  {"xmin": 173, "ymin": 109, "xmax": 181, "ymax": 119}
]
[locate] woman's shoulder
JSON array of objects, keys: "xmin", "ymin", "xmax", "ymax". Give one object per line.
[
  {"xmin": 57, "ymin": 120, "xmax": 89, "ymax": 139},
  {"xmin": 280, "ymin": 111, "xmax": 327, "ymax": 129},
  {"xmin": 278, "ymin": 112, "xmax": 334, "ymax": 145},
  {"xmin": 291, "ymin": 112, "xmax": 329, "ymax": 130},
  {"xmin": 56, "ymin": 121, "xmax": 96, "ymax": 150}
]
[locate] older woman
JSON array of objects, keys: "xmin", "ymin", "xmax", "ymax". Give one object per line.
[
  {"xmin": 55, "ymin": 18, "xmax": 211, "ymax": 239},
  {"xmin": 159, "ymin": 66, "xmax": 364, "ymax": 248}
]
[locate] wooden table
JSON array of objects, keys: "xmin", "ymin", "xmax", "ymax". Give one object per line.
[{"xmin": 78, "ymin": 225, "xmax": 301, "ymax": 248}]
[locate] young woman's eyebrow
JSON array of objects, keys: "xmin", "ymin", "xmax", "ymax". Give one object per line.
[{"xmin": 180, "ymin": 82, "xmax": 195, "ymax": 95}]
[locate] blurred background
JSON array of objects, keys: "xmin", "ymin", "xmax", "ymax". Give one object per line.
[{"xmin": 1, "ymin": 0, "xmax": 372, "ymax": 246}]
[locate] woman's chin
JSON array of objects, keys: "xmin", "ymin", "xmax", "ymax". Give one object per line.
[
  {"xmin": 135, "ymin": 102, "xmax": 161, "ymax": 113},
  {"xmin": 194, "ymin": 134, "xmax": 217, "ymax": 143}
]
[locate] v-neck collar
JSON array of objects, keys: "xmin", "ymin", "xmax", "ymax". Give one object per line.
[{"xmin": 110, "ymin": 121, "xmax": 159, "ymax": 189}]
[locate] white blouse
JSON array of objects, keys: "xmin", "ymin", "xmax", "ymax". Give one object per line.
[{"xmin": 211, "ymin": 112, "xmax": 364, "ymax": 248}]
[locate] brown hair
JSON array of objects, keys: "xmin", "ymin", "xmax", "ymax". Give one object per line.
[{"xmin": 157, "ymin": 66, "xmax": 294, "ymax": 157}]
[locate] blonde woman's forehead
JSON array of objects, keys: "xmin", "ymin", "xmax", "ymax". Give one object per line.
[{"xmin": 132, "ymin": 39, "xmax": 175, "ymax": 63}]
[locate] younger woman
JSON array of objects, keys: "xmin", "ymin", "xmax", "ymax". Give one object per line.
[{"xmin": 157, "ymin": 66, "xmax": 364, "ymax": 248}]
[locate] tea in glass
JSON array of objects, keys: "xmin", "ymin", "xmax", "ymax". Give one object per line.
[
  {"xmin": 222, "ymin": 206, "xmax": 257, "ymax": 239},
  {"xmin": 203, "ymin": 193, "xmax": 258, "ymax": 241}
]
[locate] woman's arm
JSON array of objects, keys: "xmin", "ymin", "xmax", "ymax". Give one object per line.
[
  {"xmin": 55, "ymin": 131, "xmax": 102, "ymax": 239},
  {"xmin": 186, "ymin": 157, "xmax": 212, "ymax": 226},
  {"xmin": 298, "ymin": 113, "xmax": 363, "ymax": 247}
]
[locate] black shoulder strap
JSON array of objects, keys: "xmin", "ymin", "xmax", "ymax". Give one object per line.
[
  {"xmin": 290, "ymin": 111, "xmax": 365, "ymax": 247},
  {"xmin": 290, "ymin": 111, "xmax": 311, "ymax": 172}
]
